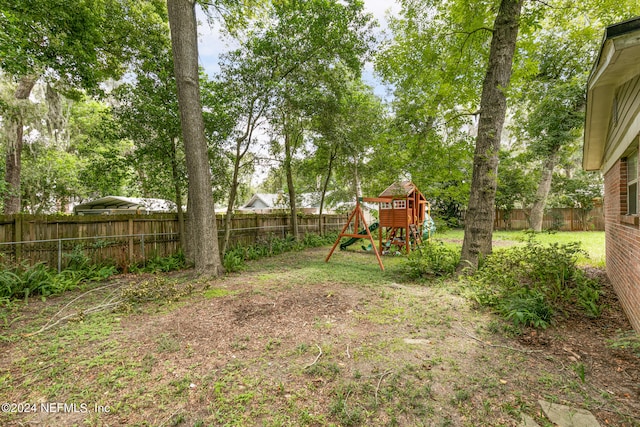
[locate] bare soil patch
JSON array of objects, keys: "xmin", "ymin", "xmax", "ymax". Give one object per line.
[{"xmin": 0, "ymin": 248, "xmax": 638, "ymax": 426}]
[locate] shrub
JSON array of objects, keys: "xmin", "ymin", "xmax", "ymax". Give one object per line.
[
  {"xmin": 465, "ymin": 239, "xmax": 602, "ymax": 328},
  {"xmin": 404, "ymin": 242, "xmax": 460, "ymax": 279}
]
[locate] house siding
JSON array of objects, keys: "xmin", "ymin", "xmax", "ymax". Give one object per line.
[
  {"xmin": 604, "ymin": 160, "xmax": 640, "ymax": 332},
  {"xmin": 603, "ymin": 75, "xmax": 640, "ymax": 173}
]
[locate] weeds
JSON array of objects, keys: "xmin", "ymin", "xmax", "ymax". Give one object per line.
[
  {"xmin": 607, "ymin": 330, "xmax": 640, "ymax": 357},
  {"xmin": 330, "ymin": 385, "xmax": 363, "ymax": 426},
  {"xmin": 572, "ymin": 362, "xmax": 587, "ymax": 383}
]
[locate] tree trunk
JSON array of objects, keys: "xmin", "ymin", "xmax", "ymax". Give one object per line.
[
  {"xmin": 222, "ymin": 169, "xmax": 238, "ymax": 255},
  {"xmin": 167, "ymin": 0, "xmax": 223, "ymax": 275},
  {"xmin": 222, "ymin": 111, "xmax": 257, "ymax": 254},
  {"xmin": 4, "ymin": 76, "xmax": 37, "ymax": 214},
  {"xmin": 185, "ymin": 186, "xmax": 195, "ymax": 262},
  {"xmin": 284, "ymin": 130, "xmax": 299, "ymax": 239},
  {"xmin": 318, "ymin": 146, "xmax": 337, "ymax": 235},
  {"xmin": 353, "ymin": 154, "xmax": 362, "ymax": 199},
  {"xmin": 529, "ymin": 150, "xmax": 560, "ymax": 232},
  {"xmin": 170, "ymin": 137, "xmax": 187, "ymax": 253},
  {"xmin": 458, "ymin": 0, "xmax": 524, "ymax": 274}
]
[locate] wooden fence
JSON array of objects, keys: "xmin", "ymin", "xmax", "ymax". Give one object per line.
[
  {"xmin": 0, "ymin": 213, "xmax": 347, "ymax": 270},
  {"xmin": 494, "ymin": 206, "xmax": 604, "ymax": 231}
]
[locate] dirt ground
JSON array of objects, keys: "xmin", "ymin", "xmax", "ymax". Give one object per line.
[{"xmin": 0, "ymin": 248, "xmax": 638, "ymax": 426}]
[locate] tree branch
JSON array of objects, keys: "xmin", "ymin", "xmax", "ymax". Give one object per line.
[
  {"xmin": 445, "ymin": 110, "xmax": 481, "ymax": 125},
  {"xmin": 303, "ymin": 344, "xmax": 323, "ymax": 369}
]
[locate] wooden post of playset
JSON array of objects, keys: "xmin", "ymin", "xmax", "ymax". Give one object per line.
[{"xmin": 325, "ymin": 198, "xmax": 384, "ymax": 271}]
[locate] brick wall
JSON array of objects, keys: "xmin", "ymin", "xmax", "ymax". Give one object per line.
[{"xmin": 604, "ymin": 160, "xmax": 640, "ymax": 332}]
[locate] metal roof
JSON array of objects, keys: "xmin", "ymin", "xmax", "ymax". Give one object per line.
[{"xmin": 73, "ymin": 196, "xmax": 176, "ymax": 214}]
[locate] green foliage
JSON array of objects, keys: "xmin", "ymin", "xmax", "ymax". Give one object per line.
[
  {"xmin": 65, "ymin": 245, "xmax": 91, "ymax": 270},
  {"xmin": 133, "ymin": 251, "xmax": 186, "ymax": 274},
  {"xmin": 21, "ymin": 145, "xmax": 85, "ymax": 214},
  {"xmin": 0, "ymin": 258, "xmax": 117, "ymax": 301},
  {"xmin": 465, "ymin": 238, "xmax": 603, "ymax": 328},
  {"xmin": 499, "ymin": 290, "xmax": 552, "ymax": 329},
  {"xmin": 550, "ymin": 170, "xmax": 603, "ymax": 225},
  {"xmin": 70, "ymin": 100, "xmax": 138, "ymax": 199},
  {"xmin": 0, "ymin": 0, "xmax": 169, "ymax": 92},
  {"xmin": 223, "ymin": 250, "xmax": 246, "ymax": 273},
  {"xmin": 404, "ymin": 242, "xmax": 460, "ymax": 279},
  {"xmin": 496, "ymin": 150, "xmax": 537, "ymax": 215}
]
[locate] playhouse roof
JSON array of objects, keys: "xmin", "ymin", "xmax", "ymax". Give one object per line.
[{"xmin": 379, "ymin": 181, "xmax": 419, "ymax": 198}]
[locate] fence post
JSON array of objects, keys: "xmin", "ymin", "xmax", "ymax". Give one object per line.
[{"xmin": 141, "ymin": 233, "xmax": 145, "ymax": 260}]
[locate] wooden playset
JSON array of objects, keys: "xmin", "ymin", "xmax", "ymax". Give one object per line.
[{"xmin": 325, "ymin": 181, "xmax": 431, "ymax": 270}]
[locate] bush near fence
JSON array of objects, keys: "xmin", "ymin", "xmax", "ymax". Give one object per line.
[
  {"xmin": 494, "ymin": 206, "xmax": 604, "ymax": 231},
  {"xmin": 0, "ymin": 213, "xmax": 347, "ymax": 270}
]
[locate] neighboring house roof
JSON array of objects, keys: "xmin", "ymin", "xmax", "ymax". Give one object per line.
[
  {"xmin": 584, "ymin": 16, "xmax": 640, "ymax": 171},
  {"xmin": 240, "ymin": 192, "xmax": 333, "ymax": 210},
  {"xmin": 73, "ymin": 196, "xmax": 176, "ymax": 215},
  {"xmin": 240, "ymin": 192, "xmax": 289, "ymax": 210},
  {"xmin": 379, "ymin": 181, "xmax": 418, "ymax": 198}
]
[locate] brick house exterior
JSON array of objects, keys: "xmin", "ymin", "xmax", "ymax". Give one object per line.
[{"xmin": 584, "ymin": 17, "xmax": 640, "ymax": 332}]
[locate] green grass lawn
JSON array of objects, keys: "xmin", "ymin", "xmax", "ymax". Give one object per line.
[{"xmin": 434, "ymin": 229, "xmax": 605, "ymax": 267}]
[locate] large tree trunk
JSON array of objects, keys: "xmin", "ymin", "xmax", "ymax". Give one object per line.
[
  {"xmin": 167, "ymin": 0, "xmax": 223, "ymax": 275},
  {"xmin": 529, "ymin": 150, "xmax": 560, "ymax": 232},
  {"xmin": 4, "ymin": 76, "xmax": 37, "ymax": 214},
  {"xmin": 458, "ymin": 0, "xmax": 524, "ymax": 274}
]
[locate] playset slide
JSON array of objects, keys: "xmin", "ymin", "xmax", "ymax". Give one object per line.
[{"xmin": 339, "ymin": 222, "xmax": 379, "ymax": 250}]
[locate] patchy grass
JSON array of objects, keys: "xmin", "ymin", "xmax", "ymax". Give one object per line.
[{"xmin": 0, "ymin": 241, "xmax": 637, "ymax": 427}]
